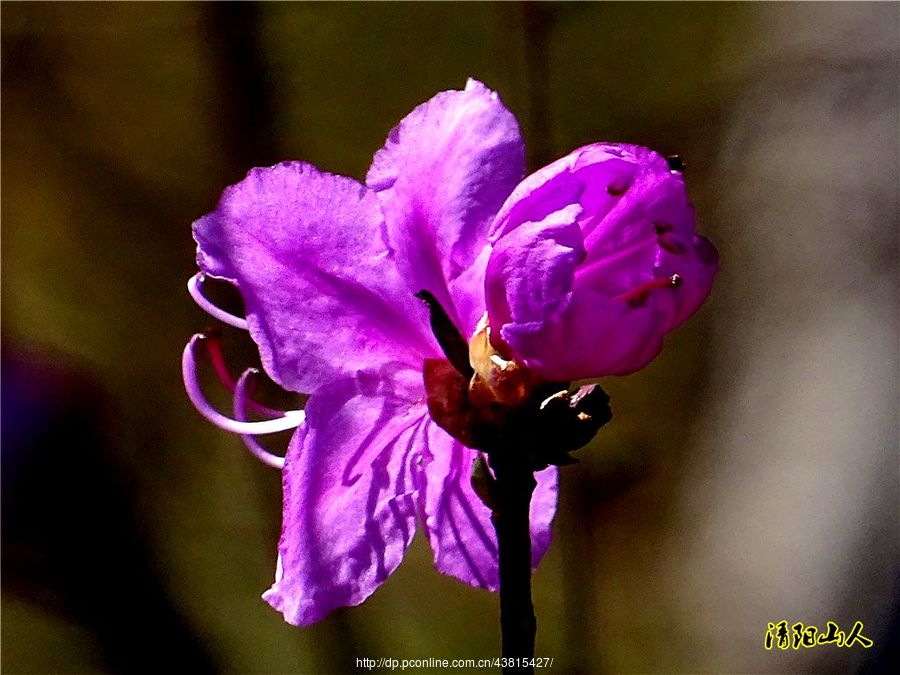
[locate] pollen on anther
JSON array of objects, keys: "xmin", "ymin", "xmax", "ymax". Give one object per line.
[{"xmin": 669, "ymin": 273, "xmax": 683, "ymax": 288}]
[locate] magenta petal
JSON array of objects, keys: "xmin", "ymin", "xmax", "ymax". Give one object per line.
[
  {"xmin": 485, "ymin": 204, "xmax": 585, "ymax": 348},
  {"xmin": 503, "ymin": 290, "xmax": 665, "ymax": 380},
  {"xmin": 581, "ymin": 154, "xmax": 693, "ymax": 260},
  {"xmin": 528, "ymin": 464, "xmax": 558, "ymax": 569},
  {"xmin": 367, "ymin": 79, "xmax": 525, "ymax": 338},
  {"xmin": 418, "ymin": 421, "xmax": 558, "ymax": 590},
  {"xmin": 489, "ymin": 144, "xmax": 666, "ymax": 242},
  {"xmin": 193, "ymin": 161, "xmax": 438, "ymax": 393},
  {"xmin": 263, "ymin": 371, "xmax": 427, "ymax": 626},
  {"xmin": 449, "ymin": 245, "xmax": 492, "ymax": 345},
  {"xmin": 648, "ymin": 234, "xmax": 719, "ymax": 332}
]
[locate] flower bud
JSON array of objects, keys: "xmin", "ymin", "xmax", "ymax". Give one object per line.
[{"xmin": 484, "ymin": 143, "xmax": 718, "ymax": 381}]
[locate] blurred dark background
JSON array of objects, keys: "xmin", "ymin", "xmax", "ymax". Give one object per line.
[{"xmin": 2, "ymin": 2, "xmax": 898, "ymax": 673}]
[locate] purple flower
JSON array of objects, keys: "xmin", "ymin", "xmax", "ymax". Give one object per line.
[
  {"xmin": 485, "ymin": 144, "xmax": 718, "ymax": 381},
  {"xmin": 182, "ymin": 80, "xmax": 717, "ymax": 626}
]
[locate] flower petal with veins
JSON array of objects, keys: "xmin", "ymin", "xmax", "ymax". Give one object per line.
[
  {"xmin": 193, "ymin": 162, "xmax": 439, "ymax": 393},
  {"xmin": 418, "ymin": 420, "xmax": 558, "ymax": 590},
  {"xmin": 263, "ymin": 371, "xmax": 425, "ymax": 626},
  {"xmin": 367, "ymin": 79, "xmax": 525, "ymax": 339}
]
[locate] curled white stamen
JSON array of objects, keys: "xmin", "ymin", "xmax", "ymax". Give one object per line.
[
  {"xmin": 234, "ymin": 369, "xmax": 291, "ymax": 470},
  {"xmin": 203, "ymin": 333, "xmax": 286, "ymax": 418},
  {"xmin": 187, "ymin": 273, "xmax": 249, "ymax": 330},
  {"xmin": 182, "ymin": 335, "xmax": 304, "ymax": 435}
]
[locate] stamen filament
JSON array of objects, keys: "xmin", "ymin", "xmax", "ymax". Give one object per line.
[
  {"xmin": 575, "ymin": 236, "xmax": 656, "ymax": 287},
  {"xmin": 182, "ymin": 335, "xmax": 304, "ymax": 435},
  {"xmin": 234, "ymin": 369, "xmax": 290, "ymax": 469},
  {"xmin": 204, "ymin": 331, "xmax": 286, "ymax": 418},
  {"xmin": 187, "ymin": 273, "xmax": 249, "ymax": 330},
  {"xmin": 616, "ymin": 273, "xmax": 682, "ymax": 304}
]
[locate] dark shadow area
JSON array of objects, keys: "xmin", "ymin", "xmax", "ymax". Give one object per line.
[{"xmin": 1, "ymin": 345, "xmax": 218, "ymax": 673}]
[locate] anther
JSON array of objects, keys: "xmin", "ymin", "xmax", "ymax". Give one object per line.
[
  {"xmin": 233, "ymin": 369, "xmax": 289, "ymax": 470},
  {"xmin": 188, "ymin": 273, "xmax": 249, "ymax": 330},
  {"xmin": 653, "ymin": 221, "xmax": 673, "ymax": 235},
  {"xmin": 182, "ymin": 335, "xmax": 304, "ymax": 435}
]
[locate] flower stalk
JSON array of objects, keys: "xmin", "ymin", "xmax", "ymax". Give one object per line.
[{"xmin": 490, "ymin": 458, "xmax": 538, "ymax": 674}]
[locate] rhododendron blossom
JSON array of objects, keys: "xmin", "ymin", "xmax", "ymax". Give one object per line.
[
  {"xmin": 182, "ymin": 79, "xmax": 717, "ymax": 627},
  {"xmin": 485, "ymin": 145, "xmax": 717, "ymax": 381}
]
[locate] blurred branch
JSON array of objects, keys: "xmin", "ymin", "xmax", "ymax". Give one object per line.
[
  {"xmin": 521, "ymin": 1, "xmax": 556, "ymax": 169},
  {"xmin": 202, "ymin": 2, "xmax": 282, "ymax": 175}
]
